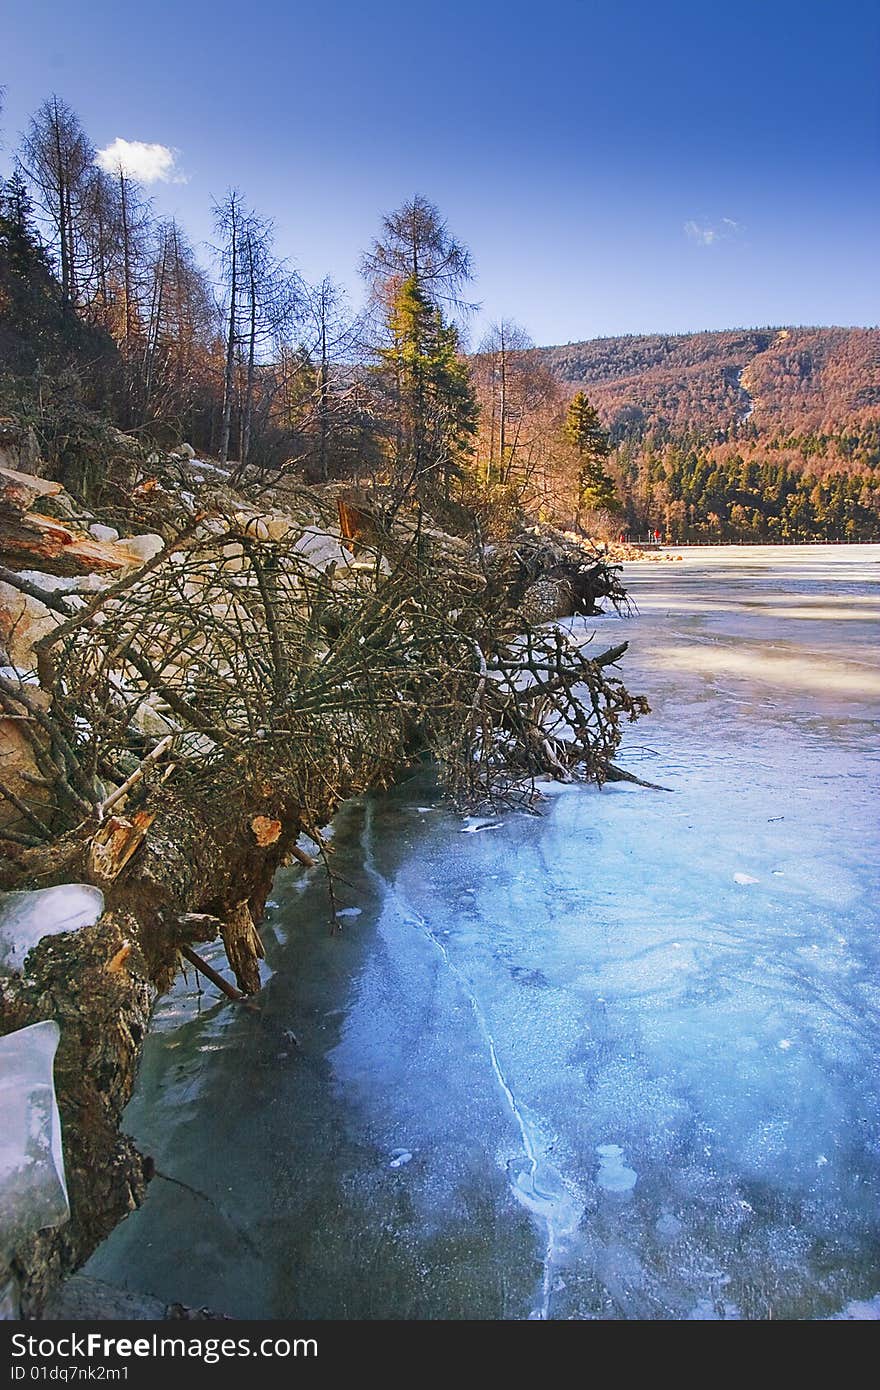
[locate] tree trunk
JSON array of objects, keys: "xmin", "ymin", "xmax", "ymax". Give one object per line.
[{"xmin": 219, "ymin": 203, "xmax": 238, "ymax": 466}]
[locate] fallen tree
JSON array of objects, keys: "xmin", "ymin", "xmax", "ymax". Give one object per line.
[{"xmin": 0, "ymin": 452, "xmax": 648, "ymax": 1314}]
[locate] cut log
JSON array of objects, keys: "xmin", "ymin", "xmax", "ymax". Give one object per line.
[
  {"xmin": 0, "ymin": 464, "xmax": 62, "ymax": 509},
  {"xmin": 337, "ymin": 491, "xmax": 383, "ymax": 554},
  {"xmin": 220, "ymin": 901, "xmax": 263, "ymax": 996},
  {"xmin": 250, "ymin": 814, "xmax": 282, "ymax": 846},
  {"xmin": 0, "ymin": 510, "xmax": 128, "ymax": 576}
]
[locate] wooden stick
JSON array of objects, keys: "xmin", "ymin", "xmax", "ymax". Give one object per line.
[
  {"xmin": 179, "ymin": 943, "xmax": 246, "ymax": 1003},
  {"xmin": 99, "ymin": 735, "xmax": 173, "ymax": 816},
  {"xmin": 289, "ymin": 843, "xmax": 317, "ymax": 868}
]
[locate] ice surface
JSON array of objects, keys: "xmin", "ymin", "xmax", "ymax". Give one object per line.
[
  {"xmin": 0, "ymin": 1021, "xmax": 69, "ymax": 1256},
  {"xmin": 87, "ymin": 546, "xmax": 880, "ymax": 1319},
  {"xmin": 0, "ymin": 885, "xmax": 104, "ymax": 975}
]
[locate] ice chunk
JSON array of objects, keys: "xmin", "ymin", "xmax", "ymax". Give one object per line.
[
  {"xmin": 0, "ymin": 1021, "xmax": 69, "ymax": 1255},
  {"xmin": 733, "ymin": 872, "xmax": 760, "ymax": 885},
  {"xmin": 0, "ymin": 885, "xmax": 104, "ymax": 975}
]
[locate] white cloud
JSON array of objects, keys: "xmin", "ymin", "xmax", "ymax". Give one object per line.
[
  {"xmin": 684, "ymin": 217, "xmax": 742, "ymax": 247},
  {"xmin": 95, "ymin": 138, "xmax": 188, "ymax": 184},
  {"xmin": 684, "ymin": 220, "xmax": 717, "ymax": 245}
]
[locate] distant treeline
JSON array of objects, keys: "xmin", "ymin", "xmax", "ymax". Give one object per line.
[{"xmin": 616, "ymin": 445, "xmax": 880, "ymax": 543}]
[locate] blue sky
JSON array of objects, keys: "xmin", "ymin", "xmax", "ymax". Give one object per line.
[{"xmin": 1, "ymin": 0, "xmax": 878, "ymax": 344}]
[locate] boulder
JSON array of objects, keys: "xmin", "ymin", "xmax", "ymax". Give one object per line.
[
  {"xmin": 0, "ymin": 419, "xmax": 43, "ymax": 478},
  {"xmin": 113, "ymin": 534, "xmax": 164, "ymax": 566},
  {"xmin": 0, "ymin": 584, "xmax": 58, "ymax": 667},
  {"xmin": 88, "ymin": 524, "xmax": 120, "ymax": 544}
]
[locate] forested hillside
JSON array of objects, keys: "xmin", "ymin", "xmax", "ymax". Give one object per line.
[
  {"xmin": 539, "ymin": 327, "xmax": 880, "ymax": 541},
  {"xmin": 542, "ymin": 328, "xmax": 880, "ymax": 440}
]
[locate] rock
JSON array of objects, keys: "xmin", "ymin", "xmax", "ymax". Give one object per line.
[
  {"xmin": 221, "ymin": 541, "xmax": 246, "ymax": 572},
  {"xmin": 0, "ymin": 583, "xmax": 58, "ymax": 667},
  {"xmin": 234, "ymin": 511, "xmax": 269, "ymax": 540},
  {"xmin": 292, "ymin": 527, "xmax": 351, "ymax": 571},
  {"xmin": 263, "ymin": 514, "xmax": 298, "ymax": 543},
  {"xmin": 0, "ymin": 705, "xmax": 54, "ymax": 836},
  {"xmin": 129, "ymin": 700, "xmax": 177, "ymax": 742},
  {"xmin": 0, "ymin": 418, "xmax": 43, "ymax": 478},
  {"xmin": 114, "ymin": 534, "xmax": 164, "ymax": 566},
  {"xmin": 88, "ymin": 524, "xmax": 120, "ymax": 544}
]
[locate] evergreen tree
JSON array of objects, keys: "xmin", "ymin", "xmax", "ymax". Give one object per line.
[
  {"xmin": 378, "ymin": 272, "xmax": 477, "ymax": 496},
  {"xmin": 564, "ymin": 391, "xmax": 619, "ymax": 518},
  {"xmin": 0, "ymin": 168, "xmax": 72, "ymax": 369},
  {"xmin": 365, "ymin": 199, "xmax": 479, "ymax": 501}
]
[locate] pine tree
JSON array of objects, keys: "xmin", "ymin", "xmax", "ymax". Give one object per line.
[
  {"xmin": 379, "ymin": 272, "xmax": 477, "ymax": 496},
  {"xmin": 0, "ymin": 168, "xmax": 67, "ymax": 367},
  {"xmin": 0, "ymin": 166, "xmax": 117, "ymax": 385},
  {"xmin": 564, "ymin": 391, "xmax": 619, "ymax": 518}
]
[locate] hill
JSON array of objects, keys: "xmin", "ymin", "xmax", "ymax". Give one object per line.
[
  {"xmin": 535, "ymin": 327, "xmax": 880, "ymax": 541},
  {"xmin": 539, "ymin": 326, "xmax": 880, "ymax": 449}
]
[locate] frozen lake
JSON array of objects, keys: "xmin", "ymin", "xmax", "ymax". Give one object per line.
[{"xmin": 87, "ymin": 545, "xmax": 880, "ymax": 1319}]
